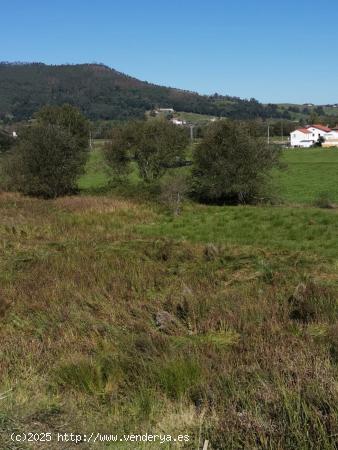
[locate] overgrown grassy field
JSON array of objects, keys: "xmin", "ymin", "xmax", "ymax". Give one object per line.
[{"xmin": 0, "ymin": 145, "xmax": 337, "ymax": 449}]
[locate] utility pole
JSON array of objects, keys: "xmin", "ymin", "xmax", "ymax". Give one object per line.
[
  {"xmin": 281, "ymin": 120, "xmax": 284, "ymax": 144},
  {"xmin": 190, "ymin": 124, "xmax": 194, "ymax": 142},
  {"xmin": 267, "ymin": 123, "xmax": 270, "ymax": 145}
]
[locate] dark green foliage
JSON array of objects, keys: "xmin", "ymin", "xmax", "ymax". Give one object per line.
[
  {"xmin": 0, "ymin": 129, "xmax": 14, "ymax": 154},
  {"xmin": 4, "ymin": 105, "xmax": 89, "ymax": 198},
  {"xmin": 0, "ymin": 62, "xmax": 300, "ymax": 122},
  {"xmin": 135, "ymin": 120, "xmax": 189, "ymax": 181},
  {"xmin": 36, "ymin": 104, "xmax": 89, "ymax": 149},
  {"xmin": 103, "ymin": 121, "xmax": 141, "ymax": 179},
  {"xmin": 191, "ymin": 120, "xmax": 281, "ymax": 204},
  {"xmin": 104, "ymin": 119, "xmax": 189, "ymax": 182}
]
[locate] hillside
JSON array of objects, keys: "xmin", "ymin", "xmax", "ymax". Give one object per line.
[{"xmin": 0, "ymin": 62, "xmax": 288, "ymax": 122}]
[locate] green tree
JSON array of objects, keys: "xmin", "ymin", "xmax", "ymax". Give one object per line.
[
  {"xmin": 191, "ymin": 120, "xmax": 281, "ymax": 204},
  {"xmin": 4, "ymin": 105, "xmax": 89, "ymax": 198},
  {"xmin": 0, "ymin": 130, "xmax": 14, "ymax": 154},
  {"xmin": 36, "ymin": 104, "xmax": 89, "ymax": 148},
  {"xmin": 103, "ymin": 121, "xmax": 140, "ymax": 179},
  {"xmin": 104, "ymin": 119, "xmax": 189, "ymax": 182}
]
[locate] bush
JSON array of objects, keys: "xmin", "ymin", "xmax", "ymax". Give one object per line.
[
  {"xmin": 159, "ymin": 172, "xmax": 188, "ymax": 215},
  {"xmin": 0, "ymin": 130, "xmax": 14, "ymax": 155},
  {"xmin": 103, "ymin": 121, "xmax": 139, "ymax": 179},
  {"xmin": 3, "ymin": 105, "xmax": 89, "ymax": 198},
  {"xmin": 104, "ymin": 119, "xmax": 189, "ymax": 182},
  {"xmin": 191, "ymin": 120, "xmax": 281, "ymax": 204}
]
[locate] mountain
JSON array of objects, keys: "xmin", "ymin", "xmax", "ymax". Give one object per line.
[{"xmin": 0, "ymin": 62, "xmax": 288, "ymax": 122}]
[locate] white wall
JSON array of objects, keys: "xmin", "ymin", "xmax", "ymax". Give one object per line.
[
  {"xmin": 307, "ymin": 127, "xmax": 330, "ymax": 142},
  {"xmin": 290, "ymin": 130, "xmax": 314, "ymax": 147}
]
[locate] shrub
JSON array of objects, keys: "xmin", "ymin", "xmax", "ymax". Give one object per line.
[
  {"xmin": 104, "ymin": 119, "xmax": 189, "ymax": 182},
  {"xmin": 3, "ymin": 105, "xmax": 89, "ymax": 198},
  {"xmin": 0, "ymin": 130, "xmax": 14, "ymax": 155},
  {"xmin": 159, "ymin": 172, "xmax": 188, "ymax": 215},
  {"xmin": 191, "ymin": 120, "xmax": 281, "ymax": 204},
  {"xmin": 103, "ymin": 121, "xmax": 139, "ymax": 179}
]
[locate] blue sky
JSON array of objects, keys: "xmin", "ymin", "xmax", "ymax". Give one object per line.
[{"xmin": 1, "ymin": 0, "xmax": 337, "ymax": 104}]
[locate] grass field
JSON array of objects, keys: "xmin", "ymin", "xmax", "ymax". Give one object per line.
[
  {"xmin": 0, "ymin": 143, "xmax": 337, "ymax": 449},
  {"xmin": 79, "ymin": 144, "xmax": 338, "ymax": 206},
  {"xmin": 277, "ymin": 148, "xmax": 338, "ymax": 204}
]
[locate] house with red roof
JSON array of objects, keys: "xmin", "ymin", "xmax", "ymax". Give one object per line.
[
  {"xmin": 290, "ymin": 124, "xmax": 337, "ymax": 148},
  {"xmin": 290, "ymin": 127, "xmax": 315, "ymax": 148}
]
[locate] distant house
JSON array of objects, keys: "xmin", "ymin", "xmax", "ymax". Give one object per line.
[
  {"xmin": 290, "ymin": 128, "xmax": 314, "ymax": 148},
  {"xmin": 322, "ymin": 125, "xmax": 338, "ymax": 147},
  {"xmin": 171, "ymin": 118, "xmax": 186, "ymax": 126},
  {"xmin": 290, "ymin": 124, "xmax": 338, "ymax": 148},
  {"xmin": 155, "ymin": 108, "xmax": 174, "ymax": 114}
]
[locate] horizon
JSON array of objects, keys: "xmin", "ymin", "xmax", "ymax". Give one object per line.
[{"xmin": 1, "ymin": 0, "xmax": 338, "ymax": 104}]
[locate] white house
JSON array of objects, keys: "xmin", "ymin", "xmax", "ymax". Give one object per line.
[
  {"xmin": 290, "ymin": 128, "xmax": 314, "ymax": 148},
  {"xmin": 290, "ymin": 124, "xmax": 335, "ymax": 148},
  {"xmin": 171, "ymin": 118, "xmax": 186, "ymax": 126},
  {"xmin": 322, "ymin": 125, "xmax": 338, "ymax": 147},
  {"xmin": 155, "ymin": 108, "xmax": 174, "ymax": 114},
  {"xmin": 306, "ymin": 124, "xmax": 332, "ymax": 141}
]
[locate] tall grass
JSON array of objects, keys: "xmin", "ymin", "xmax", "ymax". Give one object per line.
[{"xmin": 0, "ymin": 192, "xmax": 337, "ymax": 449}]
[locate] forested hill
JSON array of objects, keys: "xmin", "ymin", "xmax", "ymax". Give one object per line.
[{"xmin": 0, "ymin": 62, "xmax": 288, "ymax": 121}]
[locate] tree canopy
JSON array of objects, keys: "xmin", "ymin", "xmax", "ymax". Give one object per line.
[
  {"xmin": 3, "ymin": 105, "xmax": 89, "ymax": 198},
  {"xmin": 191, "ymin": 120, "xmax": 281, "ymax": 204},
  {"xmin": 104, "ymin": 119, "xmax": 189, "ymax": 182}
]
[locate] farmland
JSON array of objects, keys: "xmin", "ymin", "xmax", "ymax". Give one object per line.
[{"xmin": 0, "ymin": 144, "xmax": 337, "ymax": 449}]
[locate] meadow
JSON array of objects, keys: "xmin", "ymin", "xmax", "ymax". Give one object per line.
[
  {"xmin": 79, "ymin": 144, "xmax": 338, "ymax": 205},
  {"xmin": 276, "ymin": 148, "xmax": 338, "ymax": 204},
  {"xmin": 0, "ymin": 144, "xmax": 337, "ymax": 449}
]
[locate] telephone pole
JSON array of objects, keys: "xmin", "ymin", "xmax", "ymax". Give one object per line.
[{"xmin": 190, "ymin": 124, "xmax": 194, "ymax": 142}]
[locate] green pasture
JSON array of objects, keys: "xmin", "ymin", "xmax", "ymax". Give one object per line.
[{"xmin": 79, "ymin": 143, "xmax": 338, "ymax": 205}]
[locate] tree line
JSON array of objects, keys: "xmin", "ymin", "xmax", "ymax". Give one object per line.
[{"xmin": 0, "ymin": 105, "xmax": 281, "ymax": 207}]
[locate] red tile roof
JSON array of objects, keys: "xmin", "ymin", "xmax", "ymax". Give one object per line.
[
  {"xmin": 310, "ymin": 124, "xmax": 332, "ymax": 132},
  {"xmin": 296, "ymin": 128, "xmax": 312, "ymax": 134}
]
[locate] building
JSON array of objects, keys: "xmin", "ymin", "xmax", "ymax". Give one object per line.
[
  {"xmin": 322, "ymin": 125, "xmax": 338, "ymax": 147},
  {"xmin": 171, "ymin": 118, "xmax": 186, "ymax": 126},
  {"xmin": 290, "ymin": 128, "xmax": 314, "ymax": 148},
  {"xmin": 290, "ymin": 124, "xmax": 338, "ymax": 148},
  {"xmin": 155, "ymin": 108, "xmax": 174, "ymax": 114}
]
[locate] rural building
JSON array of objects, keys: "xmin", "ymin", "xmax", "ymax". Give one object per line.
[
  {"xmin": 171, "ymin": 118, "xmax": 186, "ymax": 126},
  {"xmin": 290, "ymin": 124, "xmax": 338, "ymax": 147},
  {"xmin": 155, "ymin": 108, "xmax": 174, "ymax": 114},
  {"xmin": 290, "ymin": 128, "xmax": 314, "ymax": 148}
]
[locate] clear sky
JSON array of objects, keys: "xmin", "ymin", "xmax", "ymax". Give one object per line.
[{"xmin": 1, "ymin": 0, "xmax": 337, "ymax": 104}]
